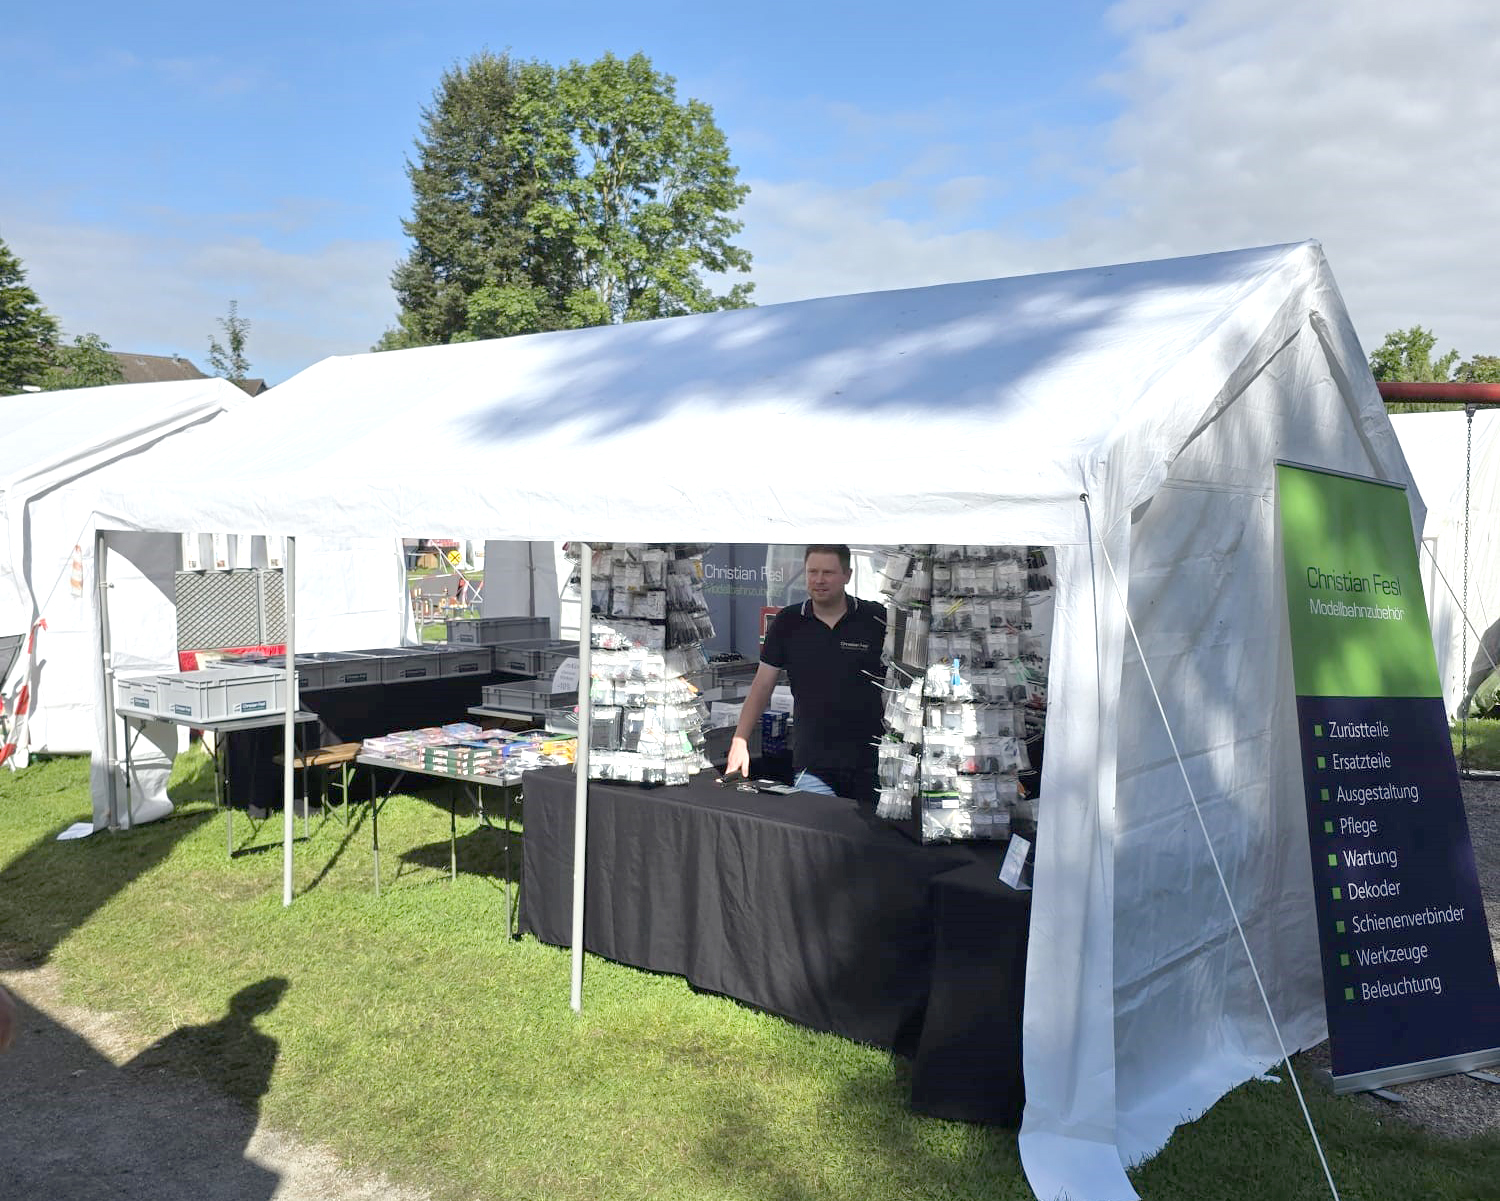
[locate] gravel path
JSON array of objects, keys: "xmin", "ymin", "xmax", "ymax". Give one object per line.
[{"xmin": 0, "ymin": 962, "xmax": 429, "ymax": 1201}]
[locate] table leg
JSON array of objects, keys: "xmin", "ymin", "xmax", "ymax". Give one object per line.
[
  {"xmin": 121, "ymin": 716, "xmax": 134, "ymax": 831},
  {"xmin": 449, "ymin": 788, "xmax": 458, "ymax": 883},
  {"xmin": 372, "ymin": 785, "xmax": 381, "ymax": 897},
  {"xmin": 505, "ymin": 784, "xmax": 514, "ymax": 938},
  {"xmin": 217, "ymin": 738, "xmax": 231, "ymax": 858}
]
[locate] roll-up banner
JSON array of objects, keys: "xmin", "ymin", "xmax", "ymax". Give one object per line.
[{"xmin": 1277, "ymin": 462, "xmax": 1500, "ymax": 1092}]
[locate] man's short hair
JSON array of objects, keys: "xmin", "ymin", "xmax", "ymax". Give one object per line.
[{"xmin": 804, "ymin": 544, "xmax": 851, "ymax": 571}]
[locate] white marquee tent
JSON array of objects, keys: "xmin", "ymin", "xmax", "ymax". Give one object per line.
[
  {"xmin": 1389, "ymin": 409, "xmax": 1500, "ymax": 718},
  {"xmin": 0, "ymin": 377, "xmax": 412, "ymax": 817},
  {"xmin": 1, "ymin": 378, "xmax": 246, "ymax": 768},
  {"xmin": 44, "ymin": 241, "xmax": 1419, "ymax": 1201}
]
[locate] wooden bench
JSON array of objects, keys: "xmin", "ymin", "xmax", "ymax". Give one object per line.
[{"xmin": 272, "ymin": 742, "xmax": 363, "ymax": 831}]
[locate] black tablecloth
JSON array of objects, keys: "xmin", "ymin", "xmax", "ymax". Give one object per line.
[
  {"xmin": 521, "ymin": 767, "xmax": 976, "ymax": 1052},
  {"xmin": 909, "ymin": 849, "xmax": 1030, "ymax": 1125}
]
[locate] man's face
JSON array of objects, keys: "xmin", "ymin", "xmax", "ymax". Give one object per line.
[{"xmin": 805, "ymin": 552, "xmax": 852, "ymax": 604}]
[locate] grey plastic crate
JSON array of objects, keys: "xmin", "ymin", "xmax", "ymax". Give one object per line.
[
  {"xmin": 481, "ymin": 678, "xmax": 577, "ymax": 715},
  {"xmin": 155, "ymin": 666, "xmax": 297, "ymax": 720},
  {"xmin": 711, "ymin": 658, "xmax": 761, "ymax": 686},
  {"xmin": 490, "ymin": 637, "xmax": 578, "ymax": 676},
  {"xmin": 300, "ymin": 651, "xmax": 380, "ymax": 689},
  {"xmin": 445, "ymin": 616, "xmax": 550, "ymax": 646},
  {"xmin": 436, "ymin": 644, "xmax": 494, "ymax": 677},
  {"xmin": 115, "ymin": 673, "xmax": 164, "ymax": 714},
  {"xmin": 377, "ymin": 648, "xmax": 443, "ymax": 684}
]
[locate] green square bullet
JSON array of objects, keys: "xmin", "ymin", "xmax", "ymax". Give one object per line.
[
  {"xmin": 1324, "ymin": 821, "xmax": 1334, "ymax": 834},
  {"xmin": 1344, "ymin": 987, "xmax": 1355, "ymax": 1002},
  {"xmin": 1314, "ymin": 724, "xmax": 1323, "ymax": 737},
  {"xmin": 1340, "ymin": 953, "xmax": 1350, "ymax": 967},
  {"xmin": 1328, "ymin": 854, "xmax": 1338, "ymax": 866},
  {"xmin": 1320, "ymin": 788, "xmax": 1330, "ymax": 801},
  {"xmin": 1317, "ymin": 756, "xmax": 1326, "ymax": 769},
  {"xmin": 1331, "ymin": 887, "xmax": 1342, "ymax": 900},
  {"xmin": 1336, "ymin": 921, "xmax": 1346, "ymax": 934}
]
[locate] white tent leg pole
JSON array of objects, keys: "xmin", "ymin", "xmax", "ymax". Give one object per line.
[
  {"xmin": 570, "ymin": 543, "xmax": 593, "ymax": 1013},
  {"xmin": 96, "ymin": 531, "xmax": 119, "ymax": 829},
  {"xmin": 283, "ymin": 535, "xmax": 297, "ymax": 907}
]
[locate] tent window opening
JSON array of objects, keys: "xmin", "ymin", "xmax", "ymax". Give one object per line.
[{"xmin": 875, "ymin": 544, "xmax": 1054, "ymax": 845}]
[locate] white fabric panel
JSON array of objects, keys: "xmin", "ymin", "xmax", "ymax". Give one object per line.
[
  {"xmin": 1108, "ymin": 327, "xmax": 1416, "ymax": 1165},
  {"xmin": 1020, "ymin": 533, "xmax": 1136, "ymax": 1201},
  {"xmin": 481, "ymin": 540, "xmax": 562, "ymax": 634},
  {"xmin": 1389, "ymin": 410, "xmax": 1500, "ymax": 717}
]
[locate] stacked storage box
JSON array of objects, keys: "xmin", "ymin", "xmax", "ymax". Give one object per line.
[
  {"xmin": 874, "ymin": 545, "xmax": 1054, "ymax": 843},
  {"xmin": 445, "ymin": 616, "xmax": 550, "ymax": 646},
  {"xmin": 566, "ymin": 543, "xmax": 714, "ymax": 786},
  {"xmin": 118, "ymin": 664, "xmax": 298, "ymax": 720}
]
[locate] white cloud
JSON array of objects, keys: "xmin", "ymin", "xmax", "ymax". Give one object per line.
[
  {"xmin": 743, "ymin": 0, "xmax": 1500, "ymax": 360},
  {"xmin": 3, "ymin": 214, "xmax": 399, "ymax": 384}
]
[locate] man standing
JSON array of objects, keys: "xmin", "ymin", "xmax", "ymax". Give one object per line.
[{"xmin": 725, "ymin": 545, "xmax": 885, "ymax": 802}]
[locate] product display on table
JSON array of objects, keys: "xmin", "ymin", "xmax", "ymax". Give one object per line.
[
  {"xmin": 359, "ymin": 722, "xmax": 575, "ymax": 779},
  {"xmin": 875, "ymin": 545, "xmax": 1053, "ymax": 843},
  {"xmin": 565, "ymin": 543, "xmax": 715, "ymax": 786}
]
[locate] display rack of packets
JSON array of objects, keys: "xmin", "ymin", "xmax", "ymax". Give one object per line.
[
  {"xmin": 566, "ymin": 543, "xmax": 715, "ymax": 786},
  {"xmin": 874, "ymin": 545, "xmax": 1054, "ymax": 843}
]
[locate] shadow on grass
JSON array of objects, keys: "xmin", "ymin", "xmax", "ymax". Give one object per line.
[
  {"xmin": 300, "ymin": 804, "xmax": 375, "ymax": 894},
  {"xmin": 398, "ymin": 824, "xmax": 520, "ymax": 893},
  {"xmin": 0, "ymin": 977, "xmax": 287, "ymax": 1201},
  {"xmin": 689, "ymin": 1055, "xmax": 1027, "ymax": 1201},
  {"xmin": 0, "ymin": 806, "xmax": 212, "ymax": 970}
]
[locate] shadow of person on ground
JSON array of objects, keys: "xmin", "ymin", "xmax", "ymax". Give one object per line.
[
  {"xmin": 129, "ymin": 977, "xmax": 288, "ymax": 1110},
  {"xmin": 0, "ymin": 977, "xmax": 288, "ymax": 1201}
]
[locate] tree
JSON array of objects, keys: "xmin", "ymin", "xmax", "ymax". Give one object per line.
[
  {"xmin": 207, "ymin": 300, "xmax": 252, "ymax": 382},
  {"xmin": 1456, "ymin": 354, "xmax": 1500, "ymax": 384},
  {"xmin": 1370, "ymin": 327, "xmax": 1500, "ymax": 412},
  {"xmin": 0, "ymin": 236, "xmax": 59, "ymax": 394},
  {"xmin": 1369, "ymin": 326, "xmax": 1459, "ymax": 384},
  {"xmin": 380, "ymin": 50, "xmax": 752, "ymax": 349},
  {"xmin": 38, "ymin": 332, "xmax": 124, "ymax": 391}
]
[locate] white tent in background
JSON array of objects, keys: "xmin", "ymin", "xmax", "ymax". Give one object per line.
[
  {"xmin": 47, "ymin": 241, "xmax": 1417, "ymax": 1201},
  {"xmin": 0, "ymin": 377, "xmax": 411, "ymax": 818},
  {"xmin": 1389, "ymin": 410, "xmax": 1500, "ymax": 717},
  {"xmin": 0, "ymin": 378, "xmax": 246, "ymax": 769}
]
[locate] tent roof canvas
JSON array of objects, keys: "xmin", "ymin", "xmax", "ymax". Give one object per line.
[
  {"xmin": 68, "ymin": 241, "xmax": 1384, "ymax": 551},
  {"xmin": 0, "ymin": 377, "xmax": 246, "ymax": 503}
]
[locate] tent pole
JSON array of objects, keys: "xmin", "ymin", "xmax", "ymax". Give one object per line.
[
  {"xmin": 283, "ymin": 535, "xmax": 297, "ymax": 907},
  {"xmin": 570, "ymin": 543, "xmax": 593, "ymax": 1013},
  {"xmin": 96, "ymin": 531, "xmax": 119, "ymax": 829}
]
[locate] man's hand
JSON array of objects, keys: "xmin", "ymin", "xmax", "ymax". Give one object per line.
[{"xmin": 724, "ymin": 736, "xmax": 751, "ymax": 779}]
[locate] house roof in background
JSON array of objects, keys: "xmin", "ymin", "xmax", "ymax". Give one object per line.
[{"xmin": 109, "ymin": 353, "xmax": 267, "ymax": 394}]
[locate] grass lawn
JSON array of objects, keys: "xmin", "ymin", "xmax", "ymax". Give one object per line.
[
  {"xmin": 1453, "ymin": 717, "xmax": 1500, "ymax": 772},
  {"xmin": 2, "ymin": 756, "xmax": 1498, "ymax": 1200}
]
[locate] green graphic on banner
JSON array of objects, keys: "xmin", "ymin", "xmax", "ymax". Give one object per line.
[{"xmin": 1276, "ymin": 465, "xmax": 1439, "ymax": 699}]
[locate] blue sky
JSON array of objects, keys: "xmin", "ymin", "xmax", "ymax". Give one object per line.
[{"xmin": 4, "ymin": 1, "xmax": 1498, "ymax": 383}]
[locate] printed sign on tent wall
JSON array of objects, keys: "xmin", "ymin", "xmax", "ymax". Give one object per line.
[{"xmin": 1277, "ymin": 462, "xmax": 1500, "ymax": 1092}]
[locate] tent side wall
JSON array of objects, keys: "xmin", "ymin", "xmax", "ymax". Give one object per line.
[
  {"xmin": 1389, "ymin": 411, "xmax": 1500, "ymax": 718},
  {"xmin": 1109, "ymin": 316, "xmax": 1421, "ymax": 1161}
]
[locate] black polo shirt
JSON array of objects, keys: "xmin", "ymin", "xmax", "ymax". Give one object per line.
[{"xmin": 760, "ymin": 595, "xmax": 886, "ymax": 776}]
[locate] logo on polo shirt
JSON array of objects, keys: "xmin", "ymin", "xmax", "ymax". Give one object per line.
[{"xmin": 840, "ymin": 641, "xmax": 870, "ymax": 652}]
